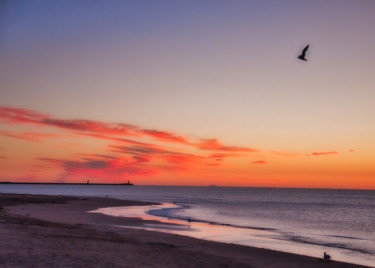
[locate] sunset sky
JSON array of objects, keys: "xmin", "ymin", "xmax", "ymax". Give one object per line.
[{"xmin": 1, "ymin": 1, "xmax": 374, "ymax": 189}]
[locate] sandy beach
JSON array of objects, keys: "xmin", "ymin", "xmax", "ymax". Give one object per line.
[{"xmin": 0, "ymin": 193, "xmax": 370, "ymax": 268}]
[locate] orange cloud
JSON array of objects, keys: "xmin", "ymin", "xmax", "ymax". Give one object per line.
[
  {"xmin": 251, "ymin": 160, "xmax": 267, "ymax": 164},
  {"xmin": 163, "ymin": 154, "xmax": 204, "ymax": 165},
  {"xmin": 310, "ymin": 151, "xmax": 338, "ymax": 156},
  {"xmin": 37, "ymin": 157, "xmax": 64, "ymax": 164},
  {"xmin": 36, "ymin": 148, "xmax": 209, "ymax": 182},
  {"xmin": 110, "ymin": 145, "xmax": 171, "ymax": 155},
  {"xmin": 0, "ymin": 131, "xmax": 61, "ymax": 142},
  {"xmin": 141, "ymin": 129, "xmax": 190, "ymax": 144},
  {"xmin": 270, "ymin": 151, "xmax": 302, "ymax": 157},
  {"xmin": 132, "ymin": 155, "xmax": 151, "ymax": 164},
  {"xmin": 195, "ymin": 139, "xmax": 258, "ymax": 152},
  {"xmin": 208, "ymin": 153, "xmax": 239, "ymax": 159},
  {"xmin": 38, "ymin": 155, "xmax": 157, "ymax": 182},
  {"xmin": 75, "ymin": 154, "xmax": 117, "ymax": 160},
  {"xmin": 110, "ymin": 145, "xmax": 205, "ymax": 166}
]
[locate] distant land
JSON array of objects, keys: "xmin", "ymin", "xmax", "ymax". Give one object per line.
[{"xmin": 0, "ymin": 181, "xmax": 134, "ymax": 186}]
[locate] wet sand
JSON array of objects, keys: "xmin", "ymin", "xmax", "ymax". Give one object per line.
[{"xmin": 0, "ymin": 193, "xmax": 370, "ymax": 268}]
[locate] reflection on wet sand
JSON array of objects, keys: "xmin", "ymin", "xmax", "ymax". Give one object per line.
[{"xmin": 90, "ymin": 204, "xmax": 374, "ymax": 267}]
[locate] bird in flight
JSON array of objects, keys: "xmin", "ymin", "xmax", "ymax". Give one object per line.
[{"xmin": 298, "ymin": 45, "xmax": 309, "ymax": 61}]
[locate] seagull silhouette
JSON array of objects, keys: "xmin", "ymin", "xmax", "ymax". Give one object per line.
[{"xmin": 298, "ymin": 45, "xmax": 309, "ymax": 61}]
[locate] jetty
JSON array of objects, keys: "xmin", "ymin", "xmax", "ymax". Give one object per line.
[{"xmin": 0, "ymin": 181, "xmax": 134, "ymax": 186}]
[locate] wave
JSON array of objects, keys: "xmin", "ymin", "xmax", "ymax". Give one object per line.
[
  {"xmin": 284, "ymin": 234, "xmax": 372, "ymax": 255},
  {"xmin": 146, "ymin": 203, "xmax": 277, "ymax": 231},
  {"xmin": 146, "ymin": 203, "xmax": 374, "ymax": 256}
]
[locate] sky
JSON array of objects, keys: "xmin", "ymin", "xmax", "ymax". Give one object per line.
[{"xmin": 1, "ymin": 0, "xmax": 375, "ymax": 189}]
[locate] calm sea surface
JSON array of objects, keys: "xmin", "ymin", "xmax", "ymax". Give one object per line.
[{"xmin": 1, "ymin": 185, "xmax": 374, "ymax": 267}]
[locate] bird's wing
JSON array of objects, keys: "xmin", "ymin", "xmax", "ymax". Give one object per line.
[{"xmin": 302, "ymin": 45, "xmax": 309, "ymax": 55}]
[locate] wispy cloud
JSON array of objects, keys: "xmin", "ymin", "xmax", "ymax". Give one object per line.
[
  {"xmin": 0, "ymin": 107, "xmax": 49, "ymax": 124},
  {"xmin": 0, "ymin": 107, "xmax": 139, "ymax": 136},
  {"xmin": 251, "ymin": 160, "xmax": 267, "ymax": 164},
  {"xmin": 0, "ymin": 131, "xmax": 61, "ymax": 142},
  {"xmin": 140, "ymin": 129, "xmax": 190, "ymax": 144},
  {"xmin": 76, "ymin": 132, "xmax": 153, "ymax": 147},
  {"xmin": 0, "ymin": 106, "xmax": 257, "ymax": 153},
  {"xmin": 110, "ymin": 145, "xmax": 172, "ymax": 155},
  {"xmin": 38, "ymin": 155, "xmax": 157, "ymax": 181},
  {"xmin": 195, "ymin": 138, "xmax": 258, "ymax": 152},
  {"xmin": 75, "ymin": 154, "xmax": 117, "ymax": 160},
  {"xmin": 310, "ymin": 151, "xmax": 338, "ymax": 156},
  {"xmin": 110, "ymin": 144, "xmax": 205, "ymax": 167},
  {"xmin": 270, "ymin": 151, "xmax": 302, "ymax": 157},
  {"xmin": 1, "ymin": 106, "xmax": 344, "ymax": 184},
  {"xmin": 208, "ymin": 153, "xmax": 238, "ymax": 159},
  {"xmin": 163, "ymin": 154, "xmax": 204, "ymax": 165}
]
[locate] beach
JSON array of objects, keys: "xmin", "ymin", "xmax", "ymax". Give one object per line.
[{"xmin": 0, "ymin": 193, "xmax": 370, "ymax": 268}]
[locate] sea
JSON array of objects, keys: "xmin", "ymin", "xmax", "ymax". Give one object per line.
[{"xmin": 1, "ymin": 185, "xmax": 374, "ymax": 267}]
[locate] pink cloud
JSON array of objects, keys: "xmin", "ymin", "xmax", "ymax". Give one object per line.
[
  {"xmin": 43, "ymin": 118, "xmax": 139, "ymax": 136},
  {"xmin": 0, "ymin": 106, "xmax": 259, "ymax": 154},
  {"xmin": 141, "ymin": 129, "xmax": 190, "ymax": 144},
  {"xmin": 0, "ymin": 131, "xmax": 61, "ymax": 142},
  {"xmin": 0, "ymin": 107, "xmax": 49, "ymax": 124},
  {"xmin": 75, "ymin": 132, "xmax": 153, "ymax": 147},
  {"xmin": 0, "ymin": 106, "xmax": 138, "ymax": 136}
]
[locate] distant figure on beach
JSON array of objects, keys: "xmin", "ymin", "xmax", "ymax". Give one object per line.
[
  {"xmin": 323, "ymin": 252, "xmax": 331, "ymax": 261},
  {"xmin": 87, "ymin": 180, "xmax": 89, "ymax": 185},
  {"xmin": 187, "ymin": 217, "xmax": 191, "ymax": 223},
  {"xmin": 298, "ymin": 45, "xmax": 309, "ymax": 61}
]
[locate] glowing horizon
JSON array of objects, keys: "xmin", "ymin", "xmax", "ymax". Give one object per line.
[
  {"xmin": 1, "ymin": 1, "xmax": 374, "ymax": 189},
  {"xmin": 0, "ymin": 106, "xmax": 373, "ymax": 189}
]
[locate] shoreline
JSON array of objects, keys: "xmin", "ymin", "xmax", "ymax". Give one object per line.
[{"xmin": 0, "ymin": 193, "xmax": 371, "ymax": 268}]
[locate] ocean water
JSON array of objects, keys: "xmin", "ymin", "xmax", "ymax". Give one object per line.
[{"xmin": 1, "ymin": 185, "xmax": 374, "ymax": 267}]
